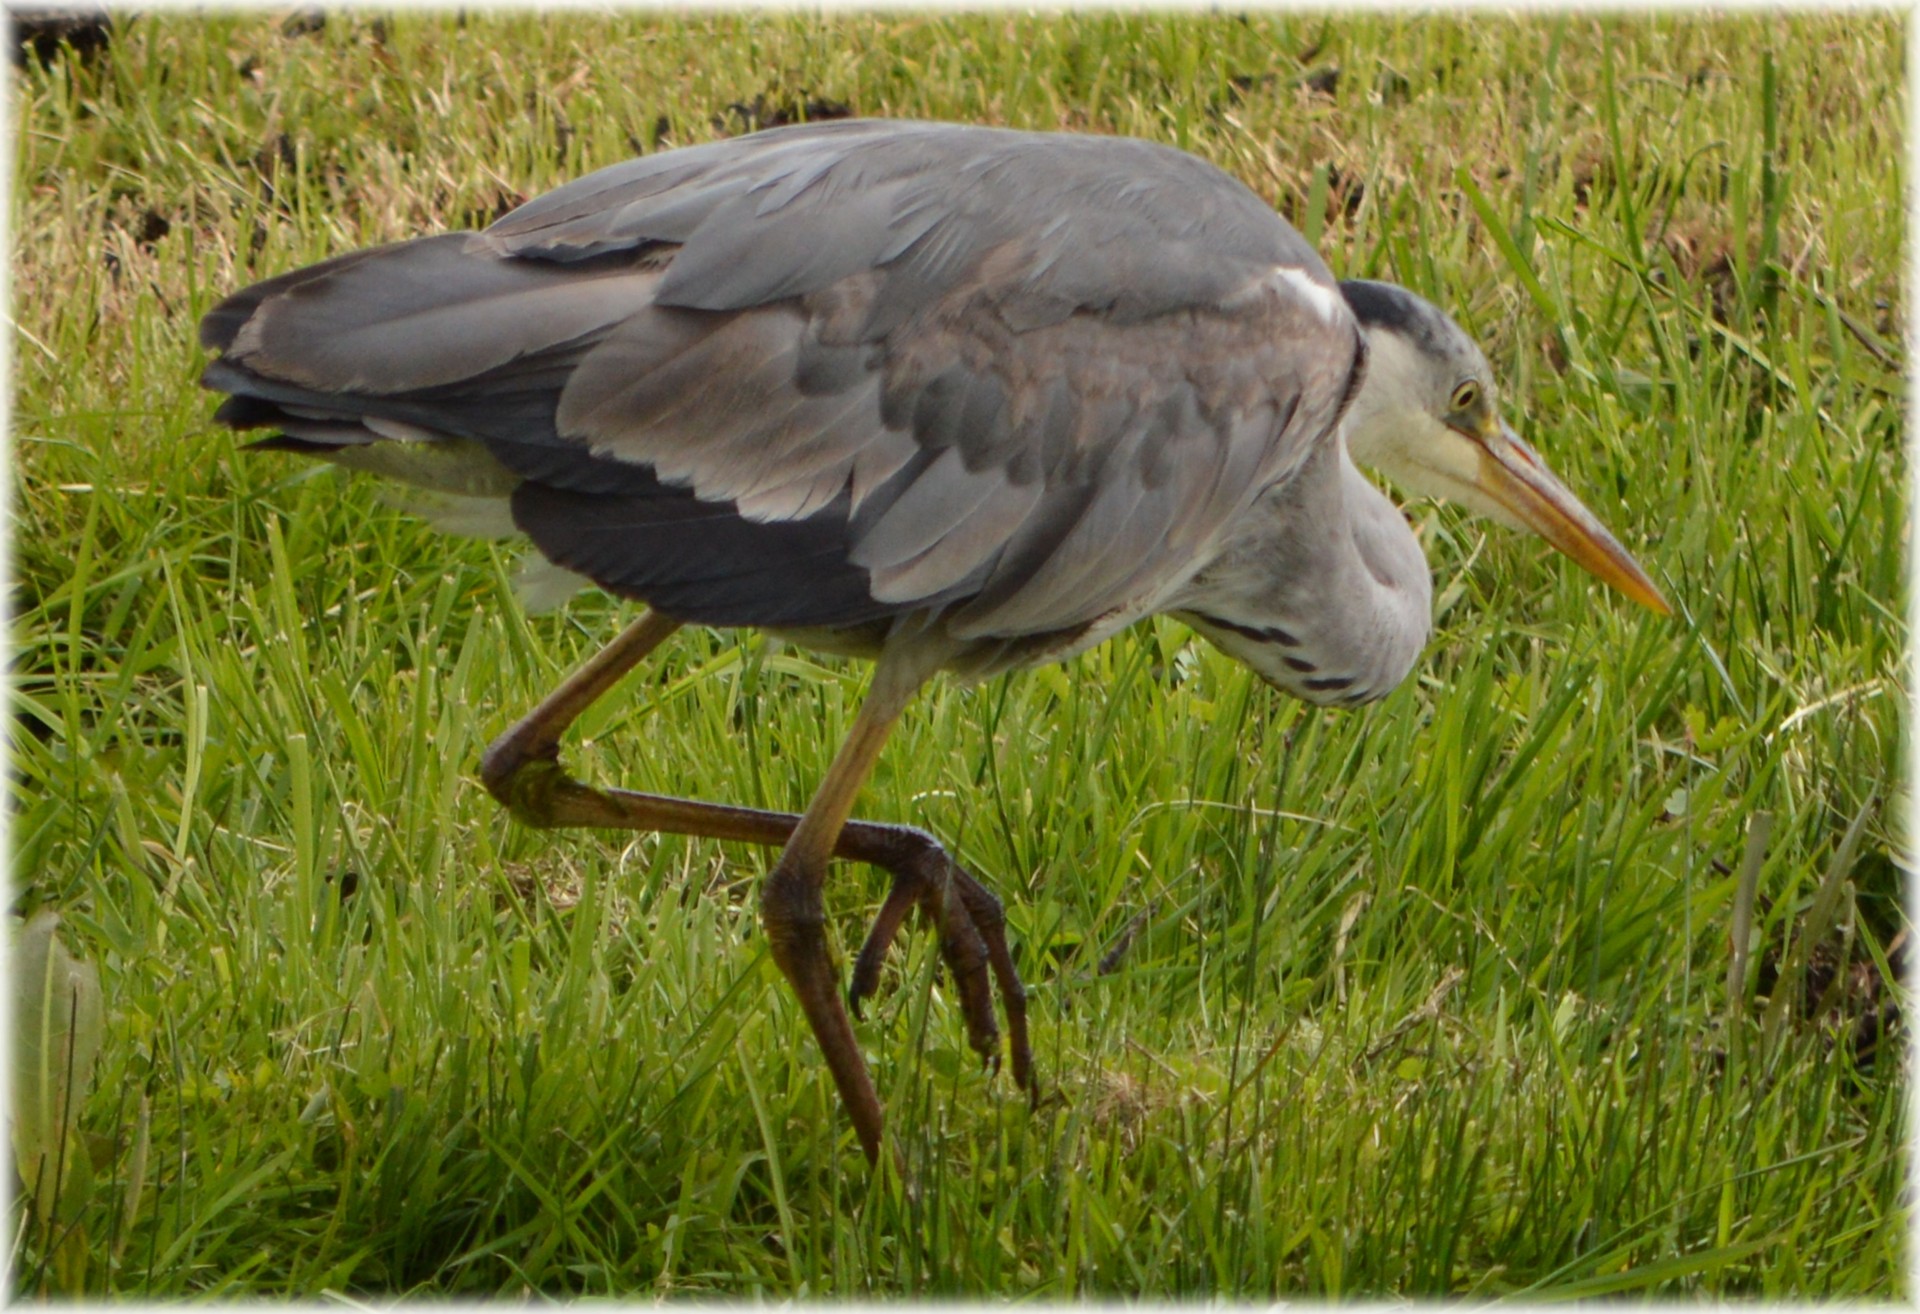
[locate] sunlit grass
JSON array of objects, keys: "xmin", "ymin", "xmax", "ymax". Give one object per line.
[{"xmin": 10, "ymin": 10, "xmax": 1906, "ymax": 1297}]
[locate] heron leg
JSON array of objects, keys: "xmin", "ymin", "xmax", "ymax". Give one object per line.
[
  {"xmin": 755, "ymin": 642, "xmax": 934, "ymax": 1164},
  {"xmin": 494, "ymin": 782, "xmax": 1032, "ymax": 1102},
  {"xmin": 479, "ymin": 609, "xmax": 687, "ymax": 797},
  {"xmin": 479, "ymin": 613, "xmax": 1034, "ymax": 1155}
]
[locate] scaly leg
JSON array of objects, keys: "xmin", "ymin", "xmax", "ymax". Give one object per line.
[
  {"xmin": 753, "ymin": 646, "xmax": 932, "ymax": 1163},
  {"xmin": 481, "ymin": 612, "xmax": 1035, "ymax": 1158}
]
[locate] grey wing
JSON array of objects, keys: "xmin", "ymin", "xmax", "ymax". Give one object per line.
[{"xmin": 202, "ymin": 120, "xmax": 1362, "ymax": 638}]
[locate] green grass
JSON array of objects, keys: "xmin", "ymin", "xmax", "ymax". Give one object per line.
[{"xmin": 11, "ymin": 10, "xmax": 1907, "ymax": 1297}]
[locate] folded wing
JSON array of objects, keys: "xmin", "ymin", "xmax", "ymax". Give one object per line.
[{"xmin": 202, "ymin": 120, "xmax": 1363, "ymax": 639}]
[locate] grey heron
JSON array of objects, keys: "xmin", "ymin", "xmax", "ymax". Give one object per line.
[{"xmin": 200, "ymin": 119, "xmax": 1668, "ymax": 1166}]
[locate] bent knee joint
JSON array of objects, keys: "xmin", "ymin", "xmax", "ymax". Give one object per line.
[{"xmin": 478, "ymin": 742, "xmax": 567, "ymax": 824}]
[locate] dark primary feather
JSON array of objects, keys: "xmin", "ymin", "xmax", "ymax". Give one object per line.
[{"xmin": 201, "ymin": 119, "xmax": 1364, "ymax": 645}]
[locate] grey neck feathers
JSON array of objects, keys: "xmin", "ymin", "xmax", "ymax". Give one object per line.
[{"xmin": 1171, "ymin": 433, "xmax": 1432, "ymax": 706}]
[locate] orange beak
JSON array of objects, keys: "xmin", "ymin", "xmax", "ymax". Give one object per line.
[{"xmin": 1469, "ymin": 421, "xmax": 1670, "ymax": 615}]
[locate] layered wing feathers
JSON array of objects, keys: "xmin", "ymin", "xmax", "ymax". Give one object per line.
[{"xmin": 202, "ymin": 119, "xmax": 1361, "ymax": 640}]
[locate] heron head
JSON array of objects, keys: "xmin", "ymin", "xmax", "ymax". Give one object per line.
[{"xmin": 1338, "ymin": 280, "xmax": 1668, "ymax": 614}]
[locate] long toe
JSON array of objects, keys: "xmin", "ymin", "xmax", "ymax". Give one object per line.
[
  {"xmin": 949, "ymin": 868, "xmax": 1036, "ymax": 1105},
  {"xmin": 929, "ymin": 875, "xmax": 1003, "ymax": 1071},
  {"xmin": 762, "ymin": 860, "xmax": 888, "ymax": 1164},
  {"xmin": 849, "ymin": 871, "xmax": 926, "ymax": 1019}
]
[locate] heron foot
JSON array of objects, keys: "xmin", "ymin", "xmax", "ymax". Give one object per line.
[
  {"xmin": 484, "ymin": 714, "xmax": 1036, "ymax": 1103},
  {"xmin": 845, "ymin": 832, "xmax": 1035, "ymax": 1107},
  {"xmin": 480, "ymin": 661, "xmax": 1038, "ymax": 1136},
  {"xmin": 476, "ymin": 613, "xmax": 1033, "ymax": 1163}
]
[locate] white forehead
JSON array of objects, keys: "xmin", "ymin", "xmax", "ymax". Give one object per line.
[{"xmin": 1365, "ymin": 315, "xmax": 1493, "ymax": 398}]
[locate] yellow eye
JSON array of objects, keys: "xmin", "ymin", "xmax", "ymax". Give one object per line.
[{"xmin": 1450, "ymin": 380, "xmax": 1480, "ymax": 412}]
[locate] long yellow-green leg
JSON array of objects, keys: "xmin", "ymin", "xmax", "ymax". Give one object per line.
[{"xmin": 479, "ymin": 613, "xmax": 1035, "ymax": 1161}]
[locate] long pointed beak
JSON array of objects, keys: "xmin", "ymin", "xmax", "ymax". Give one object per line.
[{"xmin": 1472, "ymin": 422, "xmax": 1670, "ymax": 614}]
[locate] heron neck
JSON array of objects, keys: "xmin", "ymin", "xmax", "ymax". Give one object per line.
[{"xmin": 1170, "ymin": 436, "xmax": 1433, "ymax": 704}]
